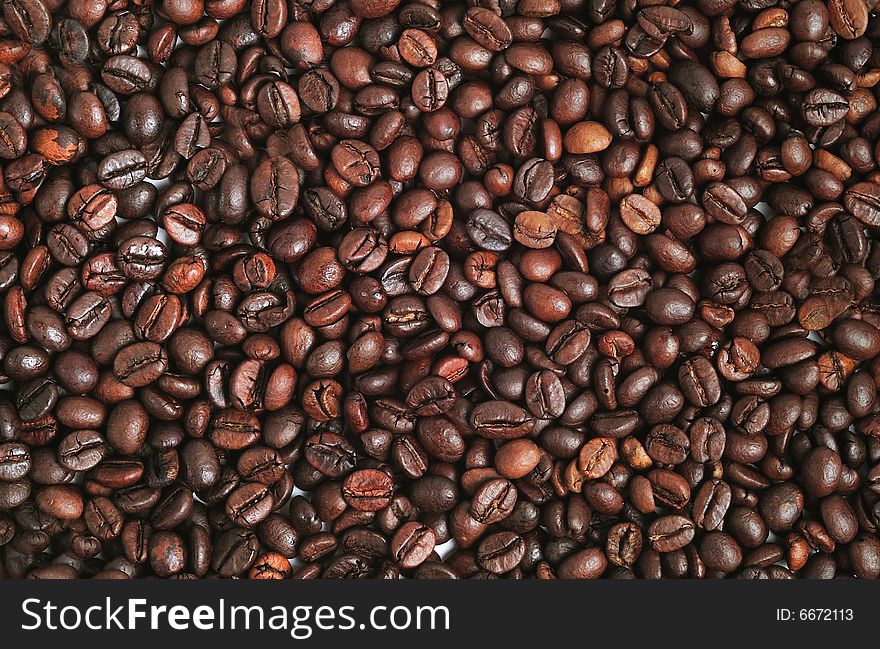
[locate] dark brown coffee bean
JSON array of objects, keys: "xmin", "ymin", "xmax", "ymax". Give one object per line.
[{"xmin": 648, "ymin": 515, "xmax": 696, "ymax": 552}]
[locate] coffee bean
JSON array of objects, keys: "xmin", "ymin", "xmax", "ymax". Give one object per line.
[
  {"xmin": 0, "ymin": 443, "xmax": 30, "ymax": 481},
  {"xmin": 98, "ymin": 150, "xmax": 147, "ymax": 189},
  {"xmin": 828, "ymin": 0, "xmax": 868, "ymax": 39},
  {"xmin": 620, "ymin": 194, "xmax": 661, "ymax": 234},
  {"xmin": 564, "ymin": 121, "xmax": 612, "ymax": 154},
  {"xmin": 226, "ymin": 482, "xmax": 274, "ymax": 528},
  {"xmin": 648, "ymin": 515, "xmax": 696, "ymax": 552},
  {"xmin": 342, "ymin": 468, "xmax": 393, "ymax": 512},
  {"xmin": 58, "ymin": 430, "xmax": 108, "ymax": 472},
  {"xmin": 463, "ymin": 8, "xmax": 512, "ymax": 52},
  {"xmin": 802, "ymin": 88, "xmax": 849, "ymax": 127},
  {"xmin": 557, "ymin": 547, "xmax": 607, "ymax": 579},
  {"xmin": 477, "ymin": 531, "xmax": 524, "ymax": 574},
  {"xmin": 391, "ymin": 521, "xmax": 435, "ymax": 569},
  {"xmin": 471, "ymin": 401, "xmax": 534, "ymax": 439},
  {"xmin": 471, "ymin": 477, "xmax": 517, "ymax": 524},
  {"xmin": 113, "ymin": 342, "xmax": 168, "ymax": 387},
  {"xmin": 494, "ymin": 439, "xmax": 541, "ymax": 479}
]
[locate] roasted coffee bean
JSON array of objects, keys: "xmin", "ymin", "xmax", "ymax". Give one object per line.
[
  {"xmin": 0, "ymin": 443, "xmax": 30, "ymax": 482},
  {"xmin": 98, "ymin": 150, "xmax": 148, "ymax": 189},
  {"xmin": 113, "ymin": 342, "xmax": 168, "ymax": 388},
  {"xmin": 606, "ymin": 522, "xmax": 643, "ymax": 567},
  {"xmin": 477, "ymin": 531, "xmax": 524, "ymax": 574},
  {"xmin": 463, "ymin": 8, "xmax": 512, "ymax": 52},
  {"xmin": 471, "ymin": 401, "xmax": 534, "ymax": 439},
  {"xmin": 557, "ymin": 547, "xmax": 607, "ymax": 579},
  {"xmin": 647, "ymin": 515, "xmax": 696, "ymax": 553},
  {"xmin": 342, "ymin": 469, "xmax": 394, "ymax": 512},
  {"xmin": 391, "ymin": 521, "xmax": 436, "ymax": 569},
  {"xmin": 226, "ymin": 482, "xmax": 274, "ymax": 529},
  {"xmin": 471, "ymin": 478, "xmax": 517, "ymax": 524}
]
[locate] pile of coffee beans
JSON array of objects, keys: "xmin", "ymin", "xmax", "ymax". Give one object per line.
[{"xmin": 0, "ymin": 0, "xmax": 879, "ymax": 580}]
